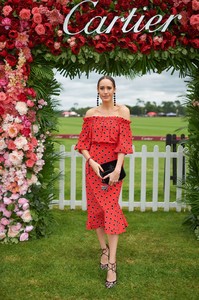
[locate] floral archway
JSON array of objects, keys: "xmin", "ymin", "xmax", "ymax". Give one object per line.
[{"xmin": 0, "ymin": 0, "xmax": 199, "ymax": 243}]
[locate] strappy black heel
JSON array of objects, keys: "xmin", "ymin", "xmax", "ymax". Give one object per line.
[
  {"xmin": 105, "ymin": 262, "xmax": 117, "ymax": 288},
  {"xmin": 100, "ymin": 244, "xmax": 109, "ymax": 270}
]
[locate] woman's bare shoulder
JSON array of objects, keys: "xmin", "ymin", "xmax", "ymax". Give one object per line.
[
  {"xmin": 117, "ymin": 105, "xmax": 131, "ymax": 120},
  {"xmin": 84, "ymin": 107, "xmax": 98, "ymax": 117}
]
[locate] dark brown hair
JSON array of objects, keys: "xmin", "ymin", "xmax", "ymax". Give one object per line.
[{"xmin": 97, "ymin": 75, "xmax": 116, "ymax": 89}]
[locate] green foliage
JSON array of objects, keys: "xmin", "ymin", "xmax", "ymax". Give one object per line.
[
  {"xmin": 26, "ymin": 55, "xmax": 61, "ymax": 239},
  {"xmin": 182, "ymin": 64, "xmax": 199, "ymax": 238}
]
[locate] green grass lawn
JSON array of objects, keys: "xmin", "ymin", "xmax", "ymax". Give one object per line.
[{"xmin": 1, "ymin": 210, "xmax": 199, "ymax": 300}]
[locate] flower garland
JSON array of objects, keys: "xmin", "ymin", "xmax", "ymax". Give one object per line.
[{"xmin": 0, "ymin": 51, "xmax": 47, "ymax": 243}]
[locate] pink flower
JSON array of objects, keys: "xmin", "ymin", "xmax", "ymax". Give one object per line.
[
  {"xmin": 16, "ymin": 211, "xmax": 23, "ymax": 217},
  {"xmin": 2, "ymin": 5, "xmax": 13, "ymax": 16},
  {"xmin": 26, "ymin": 159, "xmax": 35, "ymax": 168},
  {"xmin": 20, "ymin": 232, "xmax": 29, "ymax": 241},
  {"xmin": 27, "ymin": 100, "xmax": 35, "ymax": 107},
  {"xmin": 190, "ymin": 14, "xmax": 199, "ymax": 30},
  {"xmin": 33, "ymin": 13, "xmax": 42, "ymax": 24},
  {"xmin": 0, "ymin": 92, "xmax": 6, "ymax": 102},
  {"xmin": 1, "ymin": 17, "xmax": 11, "ymax": 29},
  {"xmin": 32, "ymin": 7, "xmax": 40, "ymax": 14},
  {"xmin": 22, "ymin": 203, "xmax": 29, "ymax": 210},
  {"xmin": 19, "ymin": 9, "xmax": 31, "ymax": 20},
  {"xmin": 3, "ymin": 209, "xmax": 12, "ymax": 218},
  {"xmin": 54, "ymin": 42, "xmax": 61, "ymax": 49},
  {"xmin": 192, "ymin": 0, "xmax": 199, "ymax": 10},
  {"xmin": 48, "ymin": 9, "xmax": 64, "ymax": 25},
  {"xmin": 25, "ymin": 225, "xmax": 33, "ymax": 232},
  {"xmin": 18, "ymin": 198, "xmax": 28, "ymax": 205},
  {"xmin": 1, "ymin": 217, "xmax": 10, "ymax": 226},
  {"xmin": 35, "ymin": 24, "xmax": 46, "ymax": 35},
  {"xmin": 8, "ymin": 225, "xmax": 20, "ymax": 238},
  {"xmin": 7, "ymin": 125, "xmax": 18, "ymax": 138},
  {"xmin": 3, "ymin": 197, "xmax": 12, "ymax": 205},
  {"xmin": 21, "ymin": 210, "xmax": 32, "ymax": 222}
]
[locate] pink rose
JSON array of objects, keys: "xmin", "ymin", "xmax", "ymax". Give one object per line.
[
  {"xmin": 35, "ymin": 24, "xmax": 46, "ymax": 35},
  {"xmin": 21, "ymin": 210, "xmax": 32, "ymax": 222},
  {"xmin": 32, "ymin": 7, "xmax": 40, "ymax": 14},
  {"xmin": 3, "ymin": 197, "xmax": 12, "ymax": 205},
  {"xmin": 22, "ymin": 203, "xmax": 29, "ymax": 211},
  {"xmin": 1, "ymin": 217, "xmax": 10, "ymax": 226},
  {"xmin": 16, "ymin": 211, "xmax": 23, "ymax": 217},
  {"xmin": 190, "ymin": 14, "xmax": 199, "ymax": 30},
  {"xmin": 20, "ymin": 232, "xmax": 29, "ymax": 241},
  {"xmin": 192, "ymin": 0, "xmax": 199, "ymax": 10},
  {"xmin": 8, "ymin": 225, "xmax": 20, "ymax": 238},
  {"xmin": 27, "ymin": 100, "xmax": 35, "ymax": 107},
  {"xmin": 33, "ymin": 13, "xmax": 42, "ymax": 24},
  {"xmin": 0, "ymin": 92, "xmax": 6, "ymax": 101},
  {"xmin": 26, "ymin": 159, "xmax": 35, "ymax": 168},
  {"xmin": 54, "ymin": 42, "xmax": 61, "ymax": 49},
  {"xmin": 3, "ymin": 209, "xmax": 12, "ymax": 218},
  {"xmin": 18, "ymin": 198, "xmax": 28, "ymax": 205},
  {"xmin": 3, "ymin": 5, "xmax": 13, "ymax": 16},
  {"xmin": 19, "ymin": 9, "xmax": 31, "ymax": 20},
  {"xmin": 25, "ymin": 225, "xmax": 33, "ymax": 232}
]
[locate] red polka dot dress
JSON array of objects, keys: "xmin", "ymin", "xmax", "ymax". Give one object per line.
[{"xmin": 75, "ymin": 116, "xmax": 133, "ymax": 235}]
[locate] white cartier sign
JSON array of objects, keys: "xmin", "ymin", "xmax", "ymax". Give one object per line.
[{"xmin": 63, "ymin": 0, "xmax": 182, "ymax": 35}]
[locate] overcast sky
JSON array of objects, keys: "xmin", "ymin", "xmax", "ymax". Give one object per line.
[{"xmin": 54, "ymin": 70, "xmax": 188, "ymax": 110}]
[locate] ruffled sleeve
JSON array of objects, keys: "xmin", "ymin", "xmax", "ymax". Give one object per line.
[
  {"xmin": 75, "ymin": 118, "xmax": 92, "ymax": 153},
  {"xmin": 114, "ymin": 118, "xmax": 133, "ymax": 154}
]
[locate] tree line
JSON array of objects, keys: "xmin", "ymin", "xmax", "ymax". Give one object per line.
[{"xmin": 61, "ymin": 99, "xmax": 186, "ymax": 117}]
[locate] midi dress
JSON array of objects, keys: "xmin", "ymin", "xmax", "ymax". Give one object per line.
[{"xmin": 75, "ymin": 116, "xmax": 133, "ymax": 235}]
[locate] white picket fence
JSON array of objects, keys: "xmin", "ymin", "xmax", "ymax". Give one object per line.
[{"xmin": 51, "ymin": 144, "xmax": 186, "ymax": 212}]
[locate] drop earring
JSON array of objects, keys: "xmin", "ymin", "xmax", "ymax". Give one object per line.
[
  {"xmin": 97, "ymin": 93, "xmax": 99, "ymax": 106},
  {"xmin": 114, "ymin": 92, "xmax": 116, "ymax": 106}
]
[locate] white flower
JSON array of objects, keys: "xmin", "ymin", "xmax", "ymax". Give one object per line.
[
  {"xmin": 15, "ymin": 101, "xmax": 28, "ymax": 115},
  {"xmin": 8, "ymin": 150, "xmax": 23, "ymax": 166},
  {"xmin": 0, "ymin": 138, "xmax": 6, "ymax": 151},
  {"xmin": 14, "ymin": 136, "xmax": 28, "ymax": 149},
  {"xmin": 33, "ymin": 124, "xmax": 39, "ymax": 134}
]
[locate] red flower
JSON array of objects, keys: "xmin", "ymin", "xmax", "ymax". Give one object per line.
[
  {"xmin": 190, "ymin": 38, "xmax": 199, "ymax": 48},
  {"xmin": 6, "ymin": 40, "xmax": 15, "ymax": 50},
  {"xmin": 21, "ymin": 127, "xmax": 31, "ymax": 137},
  {"xmin": 18, "ymin": 93, "xmax": 28, "ymax": 102},
  {"xmin": 5, "ymin": 54, "xmax": 17, "ymax": 67},
  {"xmin": 8, "ymin": 30, "xmax": 18, "ymax": 39}
]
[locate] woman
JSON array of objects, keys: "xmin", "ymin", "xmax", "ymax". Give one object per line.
[{"xmin": 75, "ymin": 75, "xmax": 133, "ymax": 288}]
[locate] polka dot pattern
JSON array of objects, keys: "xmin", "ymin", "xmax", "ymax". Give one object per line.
[{"xmin": 75, "ymin": 116, "xmax": 133, "ymax": 235}]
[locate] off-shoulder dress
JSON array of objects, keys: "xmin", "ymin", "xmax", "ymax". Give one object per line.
[{"xmin": 75, "ymin": 116, "xmax": 133, "ymax": 234}]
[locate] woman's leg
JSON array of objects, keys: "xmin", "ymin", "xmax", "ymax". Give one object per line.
[
  {"xmin": 106, "ymin": 234, "xmax": 119, "ymax": 282},
  {"xmin": 96, "ymin": 227, "xmax": 108, "ymax": 265}
]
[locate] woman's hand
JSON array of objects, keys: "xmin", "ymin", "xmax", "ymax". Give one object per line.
[
  {"xmin": 89, "ymin": 159, "xmax": 104, "ymax": 178},
  {"xmin": 103, "ymin": 170, "xmax": 120, "ymax": 186}
]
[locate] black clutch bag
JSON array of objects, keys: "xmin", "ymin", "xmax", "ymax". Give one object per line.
[{"xmin": 100, "ymin": 160, "xmax": 126, "ymax": 185}]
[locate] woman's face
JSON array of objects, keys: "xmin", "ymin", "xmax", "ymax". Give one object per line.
[{"xmin": 98, "ymin": 79, "xmax": 115, "ymax": 104}]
